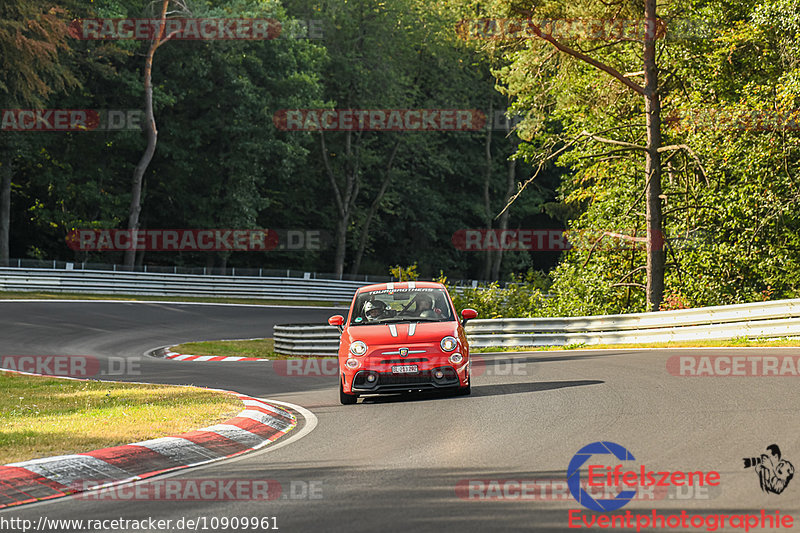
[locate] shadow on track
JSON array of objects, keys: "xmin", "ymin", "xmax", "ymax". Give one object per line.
[{"xmin": 358, "ymin": 379, "xmax": 603, "ymax": 404}]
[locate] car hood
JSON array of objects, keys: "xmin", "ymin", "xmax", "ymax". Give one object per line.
[{"xmin": 344, "ymin": 321, "xmax": 457, "ymax": 346}]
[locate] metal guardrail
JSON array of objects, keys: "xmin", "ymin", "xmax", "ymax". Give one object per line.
[
  {"xmin": 272, "ymin": 299, "xmax": 800, "ymax": 354},
  {"xmin": 0, "ymin": 267, "xmax": 366, "ymax": 302},
  {"xmin": 273, "ymin": 325, "xmax": 341, "ymax": 354},
  {"xmin": 3, "ymin": 258, "xmax": 395, "ymax": 282},
  {"xmin": 0, "ymin": 265, "xmax": 492, "ymax": 302}
]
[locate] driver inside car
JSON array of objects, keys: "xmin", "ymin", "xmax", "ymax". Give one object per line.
[
  {"xmin": 413, "ymin": 294, "xmax": 440, "ymax": 318},
  {"xmin": 363, "ymin": 300, "xmax": 396, "ymax": 321}
]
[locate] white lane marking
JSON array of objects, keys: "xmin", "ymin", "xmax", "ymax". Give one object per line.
[
  {"xmin": 240, "ymin": 399, "xmax": 292, "ymax": 418},
  {"xmin": 1, "ymin": 397, "xmax": 316, "ymax": 512},
  {"xmin": 7, "ymin": 455, "xmax": 132, "ymax": 487},
  {"xmin": 132, "ymin": 437, "xmax": 220, "ymax": 463},
  {"xmin": 199, "ymin": 424, "xmax": 266, "ymax": 448},
  {"xmin": 192, "ymin": 356, "xmax": 215, "ymax": 362},
  {"xmin": 235, "ymin": 410, "xmax": 294, "ymax": 432},
  {"xmin": 255, "ymin": 399, "xmax": 318, "ymax": 449},
  {"xmin": 408, "ymin": 282, "xmax": 415, "ymax": 289},
  {"xmin": 172, "ymin": 354, "xmax": 195, "ymax": 361}
]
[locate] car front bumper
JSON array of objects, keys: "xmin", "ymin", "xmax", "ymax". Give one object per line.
[{"xmin": 347, "ymin": 363, "xmax": 468, "ymax": 393}]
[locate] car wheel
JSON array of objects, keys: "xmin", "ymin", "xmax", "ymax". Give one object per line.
[
  {"xmin": 339, "ymin": 376, "xmax": 358, "ymax": 405},
  {"xmin": 454, "ymin": 369, "xmax": 471, "ymax": 396}
]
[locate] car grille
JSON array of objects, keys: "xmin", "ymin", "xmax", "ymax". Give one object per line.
[
  {"xmin": 379, "ymin": 358, "xmax": 428, "ymax": 364},
  {"xmin": 352, "ymin": 367, "xmax": 458, "ymax": 391},
  {"xmin": 378, "ymin": 371, "xmax": 435, "ymax": 385}
]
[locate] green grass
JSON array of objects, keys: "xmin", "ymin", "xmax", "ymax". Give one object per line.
[
  {"xmin": 173, "ymin": 336, "xmax": 800, "ymax": 360},
  {"xmin": 0, "ymin": 291, "xmax": 342, "ymax": 307},
  {"xmin": 472, "ymin": 337, "xmax": 800, "ymax": 352},
  {"xmin": 170, "ymin": 338, "xmax": 336, "ymax": 359},
  {"xmin": 0, "ymin": 372, "xmax": 244, "ymax": 464}
]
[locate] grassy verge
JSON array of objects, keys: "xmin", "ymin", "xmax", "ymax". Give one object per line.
[
  {"xmin": 170, "ymin": 338, "xmax": 335, "ymax": 359},
  {"xmin": 172, "ymin": 336, "xmax": 800, "ymax": 360},
  {"xmin": 0, "ymin": 372, "xmax": 244, "ymax": 464},
  {"xmin": 0, "ymin": 291, "xmax": 342, "ymax": 307},
  {"xmin": 472, "ymin": 337, "xmax": 800, "ymax": 352}
]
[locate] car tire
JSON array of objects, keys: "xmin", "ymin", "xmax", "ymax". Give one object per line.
[
  {"xmin": 454, "ymin": 382, "xmax": 471, "ymax": 396},
  {"xmin": 340, "ymin": 376, "xmax": 358, "ymax": 405}
]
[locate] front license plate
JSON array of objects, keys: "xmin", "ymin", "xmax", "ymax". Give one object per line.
[{"xmin": 391, "ymin": 365, "xmax": 419, "ymax": 374}]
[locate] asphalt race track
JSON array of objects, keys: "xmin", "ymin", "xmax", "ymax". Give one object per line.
[{"xmin": 1, "ymin": 300, "xmax": 800, "ymax": 532}]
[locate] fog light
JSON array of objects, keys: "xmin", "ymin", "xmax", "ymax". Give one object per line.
[
  {"xmin": 449, "ymin": 353, "xmax": 463, "ymax": 364},
  {"xmin": 366, "ymin": 373, "xmax": 377, "ymax": 382},
  {"xmin": 434, "ymin": 370, "xmax": 444, "ymax": 379},
  {"xmin": 345, "ymin": 358, "xmax": 360, "ymax": 369}
]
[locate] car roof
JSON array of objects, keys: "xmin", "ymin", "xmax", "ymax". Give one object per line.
[{"xmin": 356, "ymin": 281, "xmax": 445, "ymax": 293}]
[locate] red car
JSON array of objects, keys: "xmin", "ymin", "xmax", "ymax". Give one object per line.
[{"xmin": 328, "ymin": 281, "xmax": 477, "ymax": 404}]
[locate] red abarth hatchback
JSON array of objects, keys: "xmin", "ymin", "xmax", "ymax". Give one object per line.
[{"xmin": 328, "ymin": 281, "xmax": 477, "ymax": 404}]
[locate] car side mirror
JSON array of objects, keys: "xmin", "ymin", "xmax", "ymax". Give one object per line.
[
  {"xmin": 328, "ymin": 315, "xmax": 344, "ymax": 333},
  {"xmin": 460, "ymin": 308, "xmax": 478, "ymax": 325}
]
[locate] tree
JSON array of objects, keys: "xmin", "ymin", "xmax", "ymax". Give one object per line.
[
  {"xmin": 0, "ymin": 0, "xmax": 78, "ymax": 266},
  {"xmin": 124, "ymin": 0, "xmax": 190, "ymax": 268},
  {"xmin": 490, "ymin": 0, "xmax": 669, "ymax": 310}
]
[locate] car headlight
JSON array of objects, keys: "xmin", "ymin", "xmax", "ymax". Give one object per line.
[
  {"xmin": 345, "ymin": 358, "xmax": 360, "ymax": 369},
  {"xmin": 350, "ymin": 341, "xmax": 368, "ymax": 356},
  {"xmin": 449, "ymin": 352, "xmax": 463, "ymax": 364},
  {"xmin": 440, "ymin": 336, "xmax": 458, "ymax": 352}
]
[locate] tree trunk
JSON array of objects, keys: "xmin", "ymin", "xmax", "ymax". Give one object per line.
[
  {"xmin": 351, "ymin": 139, "xmax": 401, "ymax": 276},
  {"xmin": 124, "ymin": 0, "xmax": 169, "ymax": 269},
  {"xmin": 321, "ymin": 130, "xmax": 360, "ymax": 280},
  {"xmin": 334, "ymin": 218, "xmax": 347, "ymax": 279},
  {"xmin": 0, "ymin": 157, "xmax": 11, "ymax": 267},
  {"xmin": 491, "ymin": 142, "xmax": 517, "ymax": 280},
  {"xmin": 482, "ymin": 105, "xmax": 493, "ymax": 280},
  {"xmin": 643, "ymin": 0, "xmax": 665, "ymax": 311}
]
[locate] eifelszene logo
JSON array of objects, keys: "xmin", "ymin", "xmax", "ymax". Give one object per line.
[
  {"xmin": 743, "ymin": 444, "xmax": 794, "ymax": 495},
  {"xmin": 567, "ymin": 441, "xmax": 721, "ymax": 512}
]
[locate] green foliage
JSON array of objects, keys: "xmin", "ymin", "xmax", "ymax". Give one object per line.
[
  {"xmin": 389, "ymin": 263, "xmax": 419, "ymax": 281},
  {"xmin": 446, "ymin": 269, "xmax": 550, "ymax": 317},
  {"xmin": 4, "ymin": 0, "xmax": 798, "ymax": 319}
]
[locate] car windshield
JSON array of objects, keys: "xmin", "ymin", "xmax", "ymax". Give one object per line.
[{"xmin": 349, "ymin": 287, "xmax": 454, "ymax": 325}]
